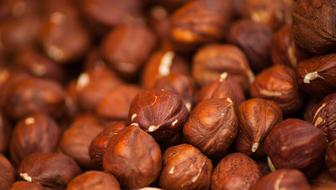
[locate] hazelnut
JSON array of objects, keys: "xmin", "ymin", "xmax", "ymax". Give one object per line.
[
  {"xmin": 67, "ymin": 171, "xmax": 120, "ymax": 190},
  {"xmin": 235, "ymin": 98, "xmax": 283, "ymax": 156},
  {"xmin": 311, "ymin": 172, "xmax": 336, "ymax": 190},
  {"xmin": 271, "ymin": 24, "xmax": 307, "ymax": 68},
  {"xmin": 170, "ymin": 0, "xmax": 234, "ymax": 51},
  {"xmin": 326, "ymin": 140, "xmax": 336, "ymax": 179},
  {"xmin": 228, "ymin": 19, "xmax": 272, "ymax": 71},
  {"xmin": 211, "ymin": 153, "xmax": 262, "ymax": 190},
  {"xmin": 10, "ymin": 181, "xmax": 44, "ymax": 190},
  {"xmin": 129, "ymin": 89, "xmax": 189, "ymax": 142},
  {"xmin": 159, "ymin": 144, "xmax": 212, "ymax": 190},
  {"xmin": 60, "ymin": 114, "xmax": 104, "ymax": 169},
  {"xmin": 264, "ymin": 119, "xmax": 327, "ymax": 170},
  {"xmin": 192, "ymin": 44, "xmax": 254, "ymax": 89},
  {"xmin": 292, "ymin": 0, "xmax": 336, "ymax": 54},
  {"xmin": 0, "ymin": 112, "xmax": 10, "ymax": 153},
  {"xmin": 18, "ymin": 152, "xmax": 81, "ymax": 189},
  {"xmin": 250, "ymin": 169, "xmax": 310, "ymax": 190},
  {"xmin": 10, "ymin": 113, "xmax": 61, "ymax": 165},
  {"xmin": 141, "ymin": 50, "xmax": 189, "ymax": 89},
  {"xmin": 183, "ymin": 98, "xmax": 238, "ymax": 157},
  {"xmin": 89, "ymin": 122, "xmax": 127, "ymax": 167},
  {"xmin": 4, "ymin": 76, "xmax": 65, "ymax": 119},
  {"xmin": 39, "ymin": 10, "xmax": 90, "ymax": 63},
  {"xmin": 296, "ymin": 54, "xmax": 336, "ymax": 98},
  {"xmin": 100, "ymin": 22, "xmax": 157, "ymax": 77},
  {"xmin": 0, "ymin": 154, "xmax": 15, "ymax": 190},
  {"xmin": 96, "ymin": 84, "xmax": 141, "ymax": 121},
  {"xmin": 103, "ymin": 124, "xmax": 162, "ymax": 189},
  {"xmin": 250, "ymin": 64, "xmax": 302, "ymax": 115},
  {"xmin": 311, "ymin": 93, "xmax": 336, "ymax": 141}
]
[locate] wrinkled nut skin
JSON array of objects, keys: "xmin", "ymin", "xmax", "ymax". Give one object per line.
[
  {"xmin": 211, "ymin": 153, "xmax": 262, "ymax": 190},
  {"xmin": 271, "ymin": 24, "xmax": 307, "ymax": 68},
  {"xmin": 5, "ymin": 77, "xmax": 65, "ymax": 119},
  {"xmin": 60, "ymin": 115, "xmax": 104, "ymax": 169},
  {"xmin": 244, "ymin": 0, "xmax": 292, "ymax": 31},
  {"xmin": 250, "ymin": 64, "xmax": 302, "ymax": 115},
  {"xmin": 153, "ymin": 73, "xmax": 195, "ymax": 110},
  {"xmin": 96, "ymin": 85, "xmax": 141, "ymax": 121},
  {"xmin": 292, "ymin": 0, "xmax": 336, "ymax": 54},
  {"xmin": 159, "ymin": 144, "xmax": 212, "ymax": 190},
  {"xmin": 101, "ymin": 23, "xmax": 157, "ymax": 77},
  {"xmin": 183, "ymin": 98, "xmax": 238, "ymax": 157},
  {"xmin": 18, "ymin": 152, "xmax": 81, "ymax": 189},
  {"xmin": 170, "ymin": 0, "xmax": 234, "ymax": 51},
  {"xmin": 0, "ymin": 112, "xmax": 10, "ymax": 153},
  {"xmin": 196, "ymin": 76, "xmax": 245, "ymax": 107},
  {"xmin": 10, "ymin": 181, "xmax": 44, "ymax": 190},
  {"xmin": 129, "ymin": 89, "xmax": 189, "ymax": 142},
  {"xmin": 103, "ymin": 125, "xmax": 162, "ymax": 189},
  {"xmin": 67, "ymin": 171, "xmax": 121, "ymax": 190},
  {"xmin": 0, "ymin": 154, "xmax": 15, "ymax": 190},
  {"xmin": 235, "ymin": 98, "xmax": 283, "ymax": 156},
  {"xmin": 311, "ymin": 93, "xmax": 336, "ymax": 141},
  {"xmin": 228, "ymin": 19, "xmax": 272, "ymax": 72},
  {"xmin": 192, "ymin": 44, "xmax": 254, "ymax": 90},
  {"xmin": 296, "ymin": 54, "xmax": 336, "ymax": 98},
  {"xmin": 326, "ymin": 140, "xmax": 336, "ymax": 179},
  {"xmin": 250, "ymin": 169, "xmax": 310, "ymax": 190},
  {"xmin": 141, "ymin": 50, "xmax": 189, "ymax": 89},
  {"xmin": 264, "ymin": 119, "xmax": 327, "ymax": 170},
  {"xmin": 39, "ymin": 11, "xmax": 90, "ymax": 63},
  {"xmin": 10, "ymin": 113, "xmax": 61, "ymax": 166},
  {"xmin": 311, "ymin": 172, "xmax": 336, "ymax": 190},
  {"xmin": 89, "ymin": 122, "xmax": 126, "ymax": 167}
]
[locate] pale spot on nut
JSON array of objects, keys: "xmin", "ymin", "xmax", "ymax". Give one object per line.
[
  {"xmin": 219, "ymin": 72, "xmax": 228, "ymax": 82},
  {"xmin": 20, "ymin": 173, "xmax": 32, "ymax": 182},
  {"xmin": 77, "ymin": 73, "xmax": 90, "ymax": 89},
  {"xmin": 260, "ymin": 89, "xmax": 282, "ymax": 96},
  {"xmin": 287, "ymin": 44, "xmax": 297, "ymax": 67},
  {"xmin": 148, "ymin": 125, "xmax": 160, "ymax": 132},
  {"xmin": 251, "ymin": 10, "xmax": 270, "ymax": 24},
  {"xmin": 168, "ymin": 167, "xmax": 175, "ymax": 174},
  {"xmin": 131, "ymin": 113, "xmax": 137, "ymax": 121},
  {"xmin": 313, "ymin": 103, "xmax": 327, "ymax": 125},
  {"xmin": 274, "ymin": 172, "xmax": 285, "ymax": 190},
  {"xmin": 185, "ymin": 102, "xmax": 192, "ymax": 111},
  {"xmin": 280, "ymin": 146, "xmax": 287, "ymax": 151},
  {"xmin": 251, "ymin": 142, "xmax": 259, "ymax": 153},
  {"xmin": 25, "ymin": 117, "xmax": 35, "ymax": 125},
  {"xmin": 303, "ymin": 72, "xmax": 322, "ymax": 84},
  {"xmin": 191, "ymin": 161, "xmax": 206, "ymax": 183},
  {"xmin": 226, "ymin": 98, "xmax": 233, "ymax": 104},
  {"xmin": 0, "ymin": 69, "xmax": 9, "ymax": 83},
  {"xmin": 159, "ymin": 51, "xmax": 175, "ymax": 76},
  {"xmin": 172, "ymin": 119, "xmax": 178, "ymax": 127},
  {"xmin": 314, "ymin": 117, "xmax": 324, "ymax": 126},
  {"xmin": 247, "ymin": 71, "xmax": 255, "ymax": 83},
  {"xmin": 267, "ymin": 157, "xmax": 276, "ymax": 172},
  {"xmin": 50, "ymin": 12, "xmax": 66, "ymax": 24},
  {"xmin": 130, "ymin": 123, "xmax": 140, "ymax": 127},
  {"xmin": 46, "ymin": 45, "xmax": 65, "ymax": 61}
]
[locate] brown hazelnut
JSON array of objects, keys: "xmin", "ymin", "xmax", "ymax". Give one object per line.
[
  {"xmin": 96, "ymin": 84, "xmax": 141, "ymax": 121},
  {"xmin": 39, "ymin": 10, "xmax": 90, "ymax": 63},
  {"xmin": 100, "ymin": 22, "xmax": 157, "ymax": 77},
  {"xmin": 243, "ymin": 0, "xmax": 292, "ymax": 31},
  {"xmin": 153, "ymin": 73, "xmax": 195, "ymax": 110},
  {"xmin": 159, "ymin": 144, "xmax": 212, "ymax": 190},
  {"xmin": 235, "ymin": 98, "xmax": 283, "ymax": 156},
  {"xmin": 67, "ymin": 171, "xmax": 121, "ymax": 190},
  {"xmin": 60, "ymin": 114, "xmax": 104, "ymax": 169},
  {"xmin": 296, "ymin": 54, "xmax": 336, "ymax": 98},
  {"xmin": 10, "ymin": 113, "xmax": 61, "ymax": 165},
  {"xmin": 264, "ymin": 119, "xmax": 327, "ymax": 170},
  {"xmin": 183, "ymin": 98, "xmax": 238, "ymax": 157},
  {"xmin": 192, "ymin": 44, "xmax": 254, "ymax": 89},
  {"xmin": 0, "ymin": 112, "xmax": 10, "ymax": 153},
  {"xmin": 10, "ymin": 181, "xmax": 44, "ymax": 190},
  {"xmin": 75, "ymin": 68, "xmax": 121, "ymax": 111},
  {"xmin": 141, "ymin": 50, "xmax": 189, "ymax": 89},
  {"xmin": 89, "ymin": 122, "xmax": 127, "ymax": 167},
  {"xmin": 326, "ymin": 140, "xmax": 336, "ymax": 179},
  {"xmin": 311, "ymin": 93, "xmax": 336, "ymax": 141},
  {"xmin": 228, "ymin": 19, "xmax": 272, "ymax": 71},
  {"xmin": 211, "ymin": 153, "xmax": 262, "ymax": 190},
  {"xmin": 292, "ymin": 0, "xmax": 336, "ymax": 54},
  {"xmin": 0, "ymin": 154, "xmax": 15, "ymax": 190},
  {"xmin": 170, "ymin": 0, "xmax": 234, "ymax": 51},
  {"xmin": 250, "ymin": 64, "xmax": 302, "ymax": 115},
  {"xmin": 18, "ymin": 152, "xmax": 81, "ymax": 189},
  {"xmin": 271, "ymin": 24, "xmax": 307, "ymax": 68},
  {"xmin": 129, "ymin": 89, "xmax": 189, "ymax": 142},
  {"xmin": 196, "ymin": 74, "xmax": 245, "ymax": 107},
  {"xmin": 311, "ymin": 172, "xmax": 336, "ymax": 190},
  {"xmin": 103, "ymin": 124, "xmax": 162, "ymax": 189},
  {"xmin": 250, "ymin": 169, "xmax": 310, "ymax": 190},
  {"xmin": 5, "ymin": 76, "xmax": 65, "ymax": 119}
]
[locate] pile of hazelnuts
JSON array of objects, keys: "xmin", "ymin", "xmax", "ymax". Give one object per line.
[{"xmin": 0, "ymin": 0, "xmax": 336, "ymax": 189}]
